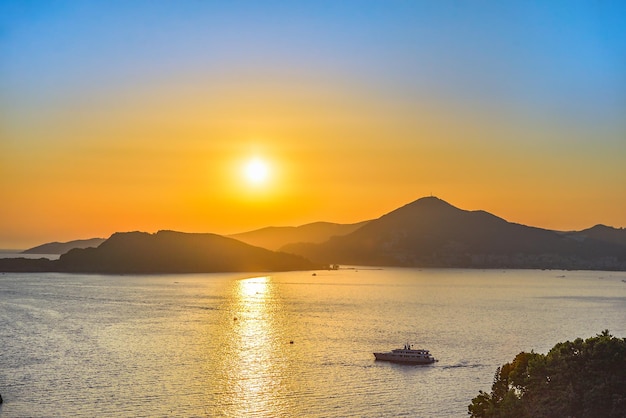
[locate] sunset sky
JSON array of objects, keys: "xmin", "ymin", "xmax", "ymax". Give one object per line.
[{"xmin": 1, "ymin": 1, "xmax": 625, "ymax": 249}]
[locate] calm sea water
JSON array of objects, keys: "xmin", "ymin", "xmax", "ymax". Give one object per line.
[{"xmin": 1, "ymin": 268, "xmax": 625, "ymax": 417}]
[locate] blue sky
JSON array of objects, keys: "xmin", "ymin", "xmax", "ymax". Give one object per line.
[{"xmin": 2, "ymin": 0, "xmax": 624, "ymax": 119}]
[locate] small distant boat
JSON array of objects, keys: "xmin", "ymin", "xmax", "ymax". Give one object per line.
[{"xmin": 374, "ymin": 343, "xmax": 437, "ymax": 364}]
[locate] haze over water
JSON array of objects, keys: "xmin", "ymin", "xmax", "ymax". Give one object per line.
[{"xmin": 1, "ymin": 268, "xmax": 625, "ymax": 417}]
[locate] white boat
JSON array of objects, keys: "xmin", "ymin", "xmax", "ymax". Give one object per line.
[{"xmin": 373, "ymin": 343, "xmax": 437, "ymax": 364}]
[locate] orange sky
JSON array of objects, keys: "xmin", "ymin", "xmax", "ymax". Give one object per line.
[{"xmin": 1, "ymin": 2, "xmax": 625, "ymax": 249}]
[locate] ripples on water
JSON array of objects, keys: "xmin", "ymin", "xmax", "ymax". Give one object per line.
[{"xmin": 1, "ymin": 269, "xmax": 625, "ymax": 417}]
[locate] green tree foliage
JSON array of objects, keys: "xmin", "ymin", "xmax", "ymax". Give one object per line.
[{"xmin": 468, "ymin": 331, "xmax": 626, "ymax": 417}]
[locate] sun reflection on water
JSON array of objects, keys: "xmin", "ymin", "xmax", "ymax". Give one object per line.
[
  {"xmin": 239, "ymin": 276, "xmax": 270, "ymax": 299},
  {"xmin": 212, "ymin": 276, "xmax": 299, "ymax": 417}
]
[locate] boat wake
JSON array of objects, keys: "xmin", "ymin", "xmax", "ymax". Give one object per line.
[{"xmin": 440, "ymin": 361, "xmax": 487, "ymax": 370}]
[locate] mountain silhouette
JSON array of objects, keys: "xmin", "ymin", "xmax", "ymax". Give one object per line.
[
  {"xmin": 229, "ymin": 221, "xmax": 369, "ymax": 251},
  {"xmin": 2, "ymin": 197, "xmax": 625, "ymax": 273},
  {"xmin": 1, "ymin": 231, "xmax": 322, "ymax": 273},
  {"xmin": 22, "ymin": 238, "xmax": 106, "ymax": 254},
  {"xmin": 566, "ymin": 224, "xmax": 626, "ymax": 247},
  {"xmin": 281, "ymin": 197, "xmax": 626, "ymax": 270}
]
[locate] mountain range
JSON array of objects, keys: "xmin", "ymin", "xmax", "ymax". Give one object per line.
[
  {"xmin": 228, "ymin": 221, "xmax": 369, "ymax": 251},
  {"xmin": 4, "ymin": 196, "xmax": 626, "ymax": 273},
  {"xmin": 282, "ymin": 197, "xmax": 626, "ymax": 270}
]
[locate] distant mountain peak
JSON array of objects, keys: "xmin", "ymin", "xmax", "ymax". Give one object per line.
[
  {"xmin": 417, "ymin": 195, "xmax": 445, "ymax": 202},
  {"xmin": 22, "ymin": 237, "xmax": 106, "ymax": 255},
  {"xmin": 403, "ymin": 196, "xmax": 458, "ymax": 209},
  {"xmin": 588, "ymin": 224, "xmax": 614, "ymax": 231},
  {"xmin": 376, "ymin": 196, "xmax": 461, "ymax": 223}
]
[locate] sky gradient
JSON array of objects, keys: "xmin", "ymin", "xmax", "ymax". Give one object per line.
[{"xmin": 1, "ymin": 1, "xmax": 625, "ymax": 249}]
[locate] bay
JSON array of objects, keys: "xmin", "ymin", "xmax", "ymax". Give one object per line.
[{"xmin": 0, "ymin": 268, "xmax": 625, "ymax": 417}]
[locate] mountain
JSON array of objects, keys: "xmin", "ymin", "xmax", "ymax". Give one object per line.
[
  {"xmin": 1, "ymin": 231, "xmax": 322, "ymax": 273},
  {"xmin": 282, "ymin": 197, "xmax": 626, "ymax": 270},
  {"xmin": 229, "ymin": 221, "xmax": 369, "ymax": 251},
  {"xmin": 565, "ymin": 224, "xmax": 626, "ymax": 247},
  {"xmin": 22, "ymin": 238, "xmax": 106, "ymax": 254}
]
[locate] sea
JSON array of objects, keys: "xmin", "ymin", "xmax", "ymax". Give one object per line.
[{"xmin": 0, "ymin": 267, "xmax": 625, "ymax": 417}]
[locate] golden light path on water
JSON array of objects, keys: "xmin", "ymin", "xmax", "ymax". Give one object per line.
[{"xmin": 213, "ymin": 276, "xmax": 301, "ymax": 417}]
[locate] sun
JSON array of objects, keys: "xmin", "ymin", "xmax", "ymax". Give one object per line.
[{"xmin": 243, "ymin": 157, "xmax": 270, "ymax": 185}]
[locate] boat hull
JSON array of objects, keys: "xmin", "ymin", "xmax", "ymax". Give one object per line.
[{"xmin": 373, "ymin": 352, "xmax": 436, "ymax": 364}]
